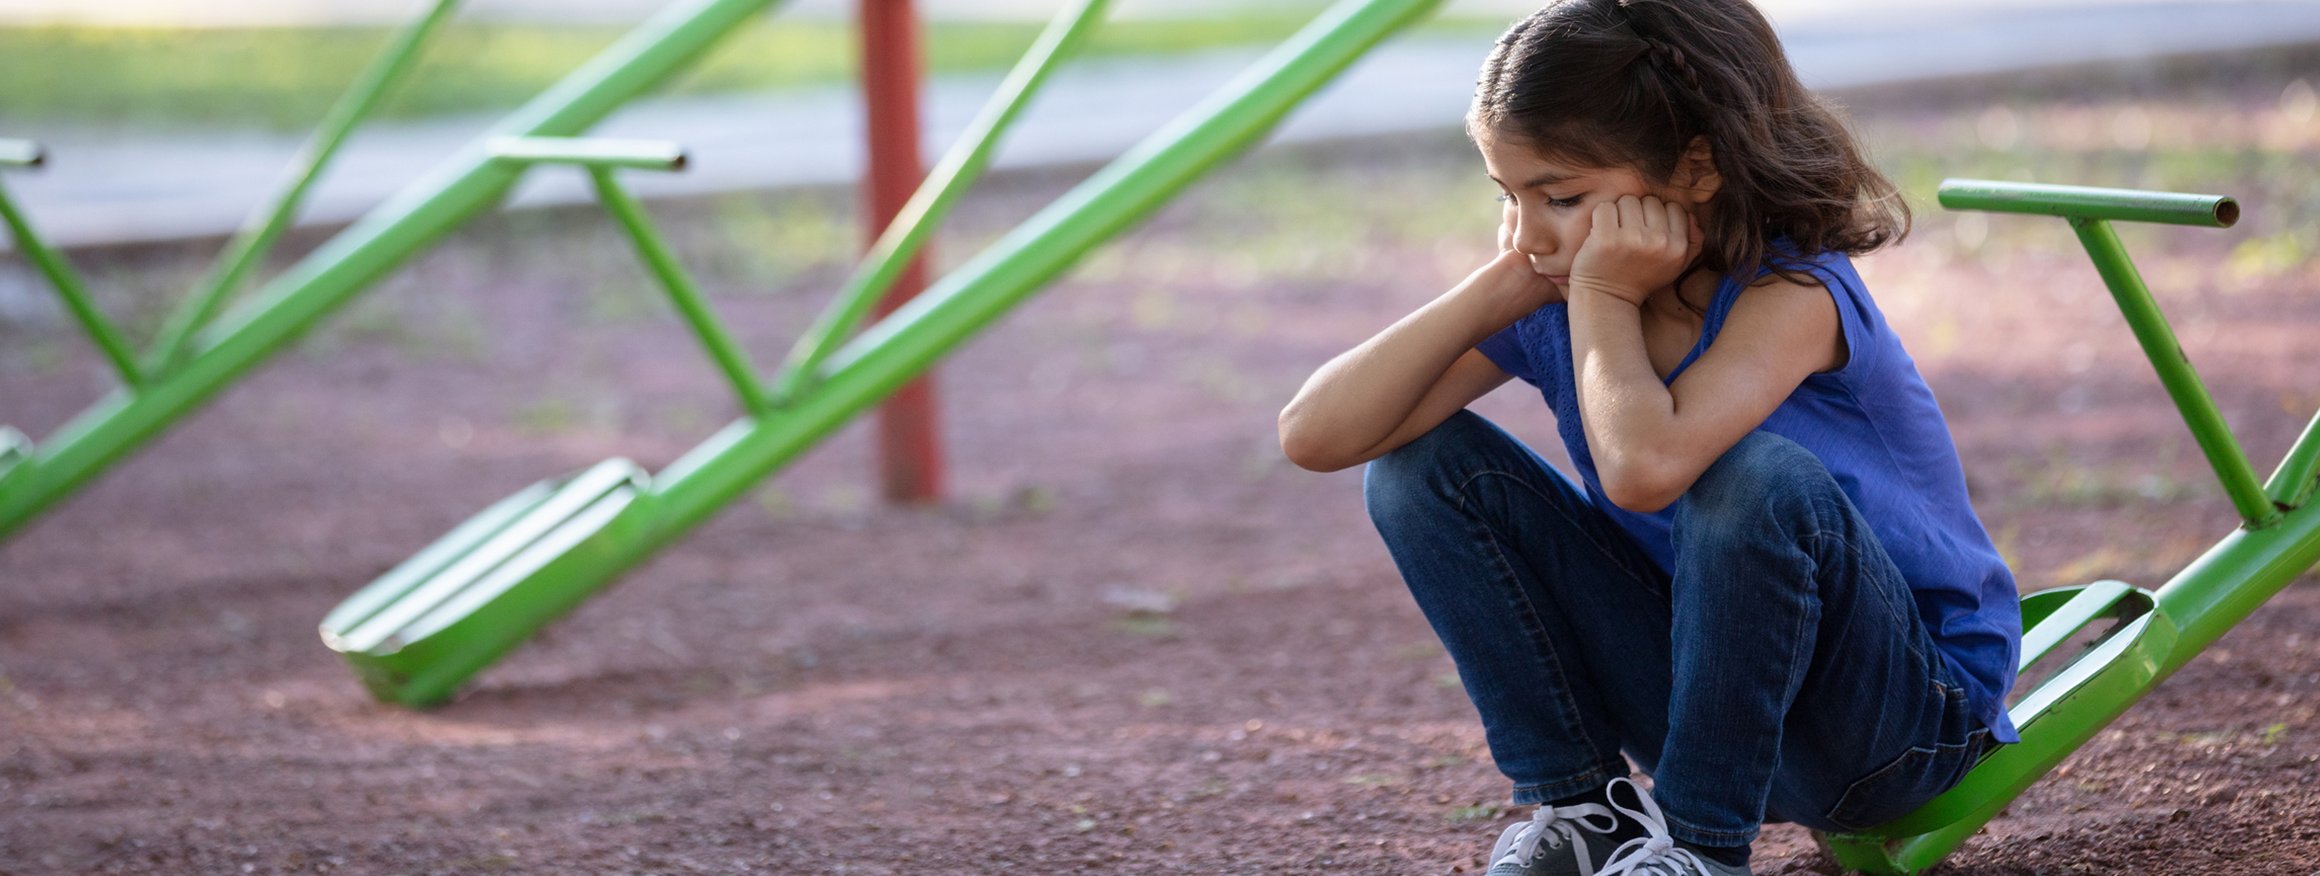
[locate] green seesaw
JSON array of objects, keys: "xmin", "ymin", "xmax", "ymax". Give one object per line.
[
  {"xmin": 1816, "ymin": 180, "xmax": 2320, "ymax": 872},
  {"xmin": 1, "ymin": 0, "xmax": 1451, "ymax": 693}
]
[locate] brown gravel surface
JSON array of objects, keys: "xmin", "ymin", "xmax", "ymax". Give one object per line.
[{"xmin": 3, "ymin": 49, "xmax": 2319, "ymax": 875}]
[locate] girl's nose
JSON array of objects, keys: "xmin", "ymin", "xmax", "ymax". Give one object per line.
[{"xmin": 1510, "ymin": 214, "xmax": 1553, "ymax": 256}]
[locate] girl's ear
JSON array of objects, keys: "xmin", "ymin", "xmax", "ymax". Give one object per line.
[{"xmin": 1675, "ymin": 136, "xmax": 1722, "ymax": 203}]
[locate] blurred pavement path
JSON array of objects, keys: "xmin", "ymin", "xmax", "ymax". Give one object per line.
[{"xmin": 2, "ymin": 0, "xmax": 2317, "ymax": 251}]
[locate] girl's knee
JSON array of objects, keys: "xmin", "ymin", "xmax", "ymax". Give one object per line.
[
  {"xmin": 1363, "ymin": 410, "xmax": 1497, "ymax": 526},
  {"xmin": 1675, "ymin": 432, "xmax": 1839, "ymax": 538}
]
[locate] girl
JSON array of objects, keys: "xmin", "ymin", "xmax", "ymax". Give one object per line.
[{"xmin": 1277, "ymin": 1, "xmax": 2021, "ymax": 873}]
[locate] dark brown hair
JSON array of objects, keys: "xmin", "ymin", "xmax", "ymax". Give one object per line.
[{"xmin": 1470, "ymin": 0, "xmax": 1908, "ymax": 283}]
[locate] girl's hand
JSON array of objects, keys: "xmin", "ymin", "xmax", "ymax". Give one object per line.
[
  {"xmin": 1568, "ymin": 195, "xmax": 1701, "ymax": 307},
  {"xmin": 1479, "ymin": 201, "xmax": 1562, "ymax": 317}
]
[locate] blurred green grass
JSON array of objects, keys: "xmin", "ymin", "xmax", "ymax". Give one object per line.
[{"xmin": 0, "ymin": 12, "xmax": 1499, "ymax": 131}]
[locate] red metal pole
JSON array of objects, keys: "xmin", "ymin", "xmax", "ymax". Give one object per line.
[{"xmin": 858, "ymin": 0, "xmax": 944, "ymax": 503}]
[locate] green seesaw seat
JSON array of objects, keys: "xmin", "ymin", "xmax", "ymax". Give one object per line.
[
  {"xmin": 321, "ymin": 458, "xmax": 654, "ymax": 705},
  {"xmin": 1817, "ymin": 181, "xmax": 2320, "ymax": 873}
]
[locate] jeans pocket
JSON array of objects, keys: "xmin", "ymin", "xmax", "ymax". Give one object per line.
[{"xmin": 1822, "ymin": 727, "xmax": 1991, "ymax": 832}]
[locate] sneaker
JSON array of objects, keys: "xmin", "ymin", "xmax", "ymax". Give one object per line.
[
  {"xmin": 1593, "ymin": 778, "xmax": 1752, "ymax": 876},
  {"xmin": 1483, "ymin": 796, "xmax": 1621, "ymax": 876}
]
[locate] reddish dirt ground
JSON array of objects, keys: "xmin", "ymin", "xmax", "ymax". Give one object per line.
[{"xmin": 3, "ymin": 52, "xmax": 2319, "ymax": 874}]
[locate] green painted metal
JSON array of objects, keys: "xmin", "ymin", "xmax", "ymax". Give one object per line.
[
  {"xmin": 2069, "ymin": 218, "xmax": 2278, "ymax": 527},
  {"xmin": 0, "ymin": 0, "xmax": 791, "ymax": 541},
  {"xmin": 146, "ymin": 0, "xmax": 465, "ymax": 376},
  {"xmin": 487, "ymin": 135, "xmax": 687, "ymax": 171},
  {"xmin": 0, "ymin": 175, "xmax": 145, "ymax": 388},
  {"xmin": 321, "ymin": 0, "xmax": 1448, "ymax": 706},
  {"xmin": 1937, "ymin": 178, "xmax": 2239, "ymax": 228},
  {"xmin": 482, "ymin": 135, "xmax": 767, "ymax": 412},
  {"xmin": 1820, "ymin": 182, "xmax": 2320, "ymax": 873},
  {"xmin": 586, "ymin": 165, "xmax": 775, "ymax": 415},
  {"xmin": 0, "ymin": 139, "xmax": 41, "ymax": 167},
  {"xmin": 2265, "ymin": 411, "xmax": 2320, "ymax": 509},
  {"xmin": 773, "ymin": 0, "xmax": 1112, "ymax": 403},
  {"xmin": 1938, "ymin": 180, "xmax": 2273, "ymax": 526},
  {"xmin": 320, "ymin": 458, "xmax": 653, "ymax": 705}
]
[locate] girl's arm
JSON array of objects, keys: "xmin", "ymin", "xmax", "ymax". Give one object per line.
[
  {"xmin": 1278, "ymin": 249, "xmax": 1552, "ymax": 473},
  {"xmin": 1566, "ymin": 196, "xmax": 1844, "ymax": 512}
]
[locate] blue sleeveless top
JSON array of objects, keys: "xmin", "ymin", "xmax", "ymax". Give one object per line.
[{"xmin": 1476, "ymin": 250, "xmax": 2021, "ymax": 743}]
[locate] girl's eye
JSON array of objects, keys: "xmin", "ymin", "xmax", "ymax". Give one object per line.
[
  {"xmin": 1546, "ymin": 194, "xmax": 1585, "ymax": 208},
  {"xmin": 1494, "ymin": 193, "xmax": 1515, "ymax": 205}
]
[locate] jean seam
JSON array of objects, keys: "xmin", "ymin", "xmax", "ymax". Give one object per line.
[
  {"xmin": 1458, "ymin": 472, "xmax": 1607, "ymax": 763},
  {"xmin": 1453, "ymin": 468, "xmax": 1657, "ymax": 594}
]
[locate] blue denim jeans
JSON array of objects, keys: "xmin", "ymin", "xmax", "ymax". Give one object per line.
[{"xmin": 1365, "ymin": 411, "xmax": 1992, "ymax": 848}]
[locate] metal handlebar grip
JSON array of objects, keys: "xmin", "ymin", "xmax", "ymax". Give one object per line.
[{"xmin": 1938, "ymin": 179, "xmax": 2239, "ymax": 228}]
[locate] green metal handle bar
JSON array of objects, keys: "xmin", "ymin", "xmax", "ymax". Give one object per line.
[
  {"xmin": 1938, "ymin": 179, "xmax": 2276, "ymax": 527},
  {"xmin": 145, "ymin": 0, "xmax": 465, "ymax": 377},
  {"xmin": 1936, "ymin": 178, "xmax": 2239, "ymax": 228},
  {"xmin": 771, "ymin": 0, "xmax": 1112, "ymax": 404},
  {"xmin": 0, "ymin": 161, "xmax": 145, "ymax": 388},
  {"xmin": 485, "ymin": 136, "xmax": 773, "ymax": 414},
  {"xmin": 486, "ymin": 135, "xmax": 687, "ymax": 171},
  {"xmin": 0, "ymin": 0, "xmax": 792, "ymax": 542},
  {"xmin": 0, "ymin": 139, "xmax": 41, "ymax": 167}
]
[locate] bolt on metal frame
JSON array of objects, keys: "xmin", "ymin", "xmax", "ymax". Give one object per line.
[{"xmin": 1818, "ymin": 179, "xmax": 2320, "ymax": 874}]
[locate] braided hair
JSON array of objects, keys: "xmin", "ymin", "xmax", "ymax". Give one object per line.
[{"xmin": 1469, "ymin": 0, "xmax": 1909, "ymax": 285}]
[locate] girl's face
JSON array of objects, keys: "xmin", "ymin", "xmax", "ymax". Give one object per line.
[{"xmin": 1476, "ymin": 128, "xmax": 1714, "ymax": 287}]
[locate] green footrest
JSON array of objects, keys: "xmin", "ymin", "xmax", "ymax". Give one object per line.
[{"xmin": 320, "ymin": 458, "xmax": 659, "ymax": 706}]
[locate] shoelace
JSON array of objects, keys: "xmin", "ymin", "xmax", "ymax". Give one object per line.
[
  {"xmin": 1496, "ymin": 798, "xmax": 1619, "ymax": 870},
  {"xmin": 1594, "ymin": 778, "xmax": 1717, "ymax": 876}
]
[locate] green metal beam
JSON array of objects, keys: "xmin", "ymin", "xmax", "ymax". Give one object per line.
[
  {"xmin": 0, "ymin": 0, "xmax": 790, "ymax": 541},
  {"xmin": 587, "ymin": 167, "xmax": 775, "ymax": 415},
  {"xmin": 0, "ymin": 176, "xmax": 144, "ymax": 388},
  {"xmin": 2067, "ymin": 217, "xmax": 2276, "ymax": 527}
]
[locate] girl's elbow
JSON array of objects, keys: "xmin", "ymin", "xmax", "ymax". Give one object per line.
[
  {"xmin": 1278, "ymin": 411, "xmax": 1357, "ymax": 473},
  {"xmin": 1597, "ymin": 459, "xmax": 1686, "ymax": 514}
]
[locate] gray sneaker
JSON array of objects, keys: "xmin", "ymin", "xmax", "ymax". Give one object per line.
[
  {"xmin": 1592, "ymin": 778, "xmax": 1751, "ymax": 876},
  {"xmin": 1483, "ymin": 796, "xmax": 1621, "ymax": 876}
]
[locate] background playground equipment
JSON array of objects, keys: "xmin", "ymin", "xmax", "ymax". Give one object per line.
[
  {"xmin": 1815, "ymin": 180, "xmax": 2320, "ymax": 874},
  {"xmin": 2, "ymin": 0, "xmax": 1451, "ymax": 696}
]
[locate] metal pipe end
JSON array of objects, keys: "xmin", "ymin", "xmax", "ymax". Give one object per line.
[
  {"xmin": 0, "ymin": 139, "xmax": 44, "ymax": 169},
  {"xmin": 2214, "ymin": 198, "xmax": 2240, "ymax": 228}
]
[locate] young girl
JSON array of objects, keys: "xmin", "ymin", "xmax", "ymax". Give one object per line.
[{"xmin": 1277, "ymin": 1, "xmax": 2021, "ymax": 873}]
